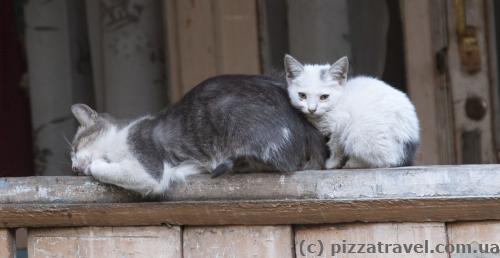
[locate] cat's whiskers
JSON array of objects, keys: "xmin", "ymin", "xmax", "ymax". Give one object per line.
[{"xmin": 62, "ymin": 133, "xmax": 73, "ymax": 150}]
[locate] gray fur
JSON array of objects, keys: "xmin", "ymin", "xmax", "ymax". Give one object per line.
[
  {"xmin": 319, "ymin": 69, "xmax": 330, "ymax": 81},
  {"xmin": 328, "ymin": 56, "xmax": 349, "ymax": 83},
  {"xmin": 400, "ymin": 140, "xmax": 419, "ymax": 166},
  {"xmin": 71, "ymin": 104, "xmax": 98, "ymax": 127},
  {"xmin": 284, "ymin": 54, "xmax": 304, "ymax": 79},
  {"xmin": 72, "ymin": 75, "xmax": 327, "ymax": 179}
]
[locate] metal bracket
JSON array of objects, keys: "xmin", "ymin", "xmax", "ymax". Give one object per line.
[{"xmin": 454, "ymin": 0, "xmax": 481, "ymax": 73}]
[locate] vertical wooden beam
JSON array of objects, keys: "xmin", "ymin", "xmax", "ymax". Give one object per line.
[
  {"xmin": 401, "ymin": 0, "xmax": 456, "ymax": 165},
  {"xmin": 486, "ymin": 0, "xmax": 500, "ymax": 160},
  {"xmin": 213, "ymin": 0, "xmax": 260, "ymax": 75},
  {"xmin": 28, "ymin": 226, "xmax": 181, "ymax": 258},
  {"xmin": 163, "ymin": 0, "xmax": 182, "ymax": 103},
  {"xmin": 295, "ymin": 223, "xmax": 448, "ymax": 258},
  {"xmin": 166, "ymin": 0, "xmax": 217, "ymax": 102},
  {"xmin": 0, "ymin": 230, "xmax": 14, "ymax": 258},
  {"xmin": 183, "ymin": 226, "xmax": 293, "ymax": 257},
  {"xmin": 446, "ymin": 0, "xmax": 497, "ymax": 164},
  {"xmin": 164, "ymin": 0, "xmax": 260, "ymax": 102}
]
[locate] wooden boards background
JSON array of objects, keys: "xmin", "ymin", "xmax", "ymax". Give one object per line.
[
  {"xmin": 401, "ymin": 0, "xmax": 456, "ymax": 165},
  {"xmin": 164, "ymin": 0, "xmax": 261, "ymax": 102},
  {"xmin": 28, "ymin": 227, "xmax": 181, "ymax": 258},
  {"xmin": 20, "ymin": 222, "xmax": 500, "ymax": 257},
  {"xmin": 184, "ymin": 226, "xmax": 293, "ymax": 258},
  {"xmin": 296, "ymin": 223, "xmax": 448, "ymax": 258},
  {"xmin": 0, "ymin": 230, "xmax": 14, "ymax": 258}
]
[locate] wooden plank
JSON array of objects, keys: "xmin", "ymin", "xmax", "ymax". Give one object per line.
[
  {"xmin": 3, "ymin": 197, "xmax": 500, "ymax": 228},
  {"xmin": 163, "ymin": 0, "xmax": 182, "ymax": 103},
  {"xmin": 165, "ymin": 0, "xmax": 217, "ymax": 101},
  {"xmin": 1, "ymin": 166, "xmax": 500, "ymax": 227},
  {"xmin": 213, "ymin": 0, "xmax": 260, "ymax": 74},
  {"xmin": 296, "ymin": 223, "xmax": 447, "ymax": 257},
  {"xmin": 183, "ymin": 226, "xmax": 293, "ymax": 258},
  {"xmin": 401, "ymin": 0, "xmax": 455, "ymax": 165},
  {"xmin": 485, "ymin": 0, "xmax": 500, "ymax": 159},
  {"xmin": 1, "ymin": 165, "xmax": 500, "ymax": 204},
  {"xmin": 28, "ymin": 226, "xmax": 181, "ymax": 258},
  {"xmin": 447, "ymin": 221, "xmax": 500, "ymax": 255},
  {"xmin": 0, "ymin": 230, "xmax": 14, "ymax": 258},
  {"xmin": 446, "ymin": 0, "xmax": 496, "ymax": 163}
]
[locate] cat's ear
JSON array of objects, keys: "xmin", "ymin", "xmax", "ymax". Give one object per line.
[
  {"xmin": 284, "ymin": 54, "xmax": 304, "ymax": 80},
  {"xmin": 329, "ymin": 56, "xmax": 349, "ymax": 85},
  {"xmin": 71, "ymin": 104, "xmax": 98, "ymax": 127}
]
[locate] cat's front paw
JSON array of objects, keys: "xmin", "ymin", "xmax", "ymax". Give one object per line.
[
  {"xmin": 86, "ymin": 159, "xmax": 109, "ymax": 176},
  {"xmin": 72, "ymin": 156, "xmax": 92, "ymax": 175},
  {"xmin": 325, "ymin": 157, "xmax": 343, "ymax": 169}
]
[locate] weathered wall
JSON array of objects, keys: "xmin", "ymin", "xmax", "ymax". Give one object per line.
[
  {"xmin": 28, "ymin": 227, "xmax": 180, "ymax": 258},
  {"xmin": 24, "ymin": 0, "xmax": 94, "ymax": 176},
  {"xmin": 16, "ymin": 222, "xmax": 500, "ymax": 257},
  {"xmin": 0, "ymin": 230, "xmax": 14, "ymax": 258},
  {"xmin": 86, "ymin": 0, "xmax": 166, "ymax": 117}
]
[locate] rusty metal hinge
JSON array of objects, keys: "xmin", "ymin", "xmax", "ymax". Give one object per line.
[{"xmin": 454, "ymin": 0, "xmax": 481, "ymax": 73}]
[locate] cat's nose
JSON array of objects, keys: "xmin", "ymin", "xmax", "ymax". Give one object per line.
[{"xmin": 308, "ymin": 108, "xmax": 317, "ymax": 114}]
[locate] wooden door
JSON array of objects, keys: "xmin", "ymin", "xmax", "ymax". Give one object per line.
[{"xmin": 402, "ymin": 0, "xmax": 498, "ymax": 165}]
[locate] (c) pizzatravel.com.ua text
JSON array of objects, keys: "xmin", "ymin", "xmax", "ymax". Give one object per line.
[{"xmin": 297, "ymin": 239, "xmax": 500, "ymax": 256}]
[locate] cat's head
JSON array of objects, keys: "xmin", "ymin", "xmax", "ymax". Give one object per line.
[
  {"xmin": 284, "ymin": 54, "xmax": 349, "ymax": 117},
  {"xmin": 70, "ymin": 104, "xmax": 113, "ymax": 173}
]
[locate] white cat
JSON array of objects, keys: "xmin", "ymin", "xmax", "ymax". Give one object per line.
[{"xmin": 284, "ymin": 55, "xmax": 420, "ymax": 169}]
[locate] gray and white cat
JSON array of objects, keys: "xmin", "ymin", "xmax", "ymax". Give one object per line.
[
  {"xmin": 284, "ymin": 55, "xmax": 420, "ymax": 169},
  {"xmin": 71, "ymin": 75, "xmax": 326, "ymax": 195}
]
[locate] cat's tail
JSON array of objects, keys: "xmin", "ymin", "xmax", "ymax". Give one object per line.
[{"xmin": 211, "ymin": 159, "xmax": 234, "ymax": 178}]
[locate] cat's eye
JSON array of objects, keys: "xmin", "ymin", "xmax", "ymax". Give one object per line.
[
  {"xmin": 298, "ymin": 92, "xmax": 307, "ymax": 99},
  {"xmin": 320, "ymin": 94, "xmax": 329, "ymax": 100}
]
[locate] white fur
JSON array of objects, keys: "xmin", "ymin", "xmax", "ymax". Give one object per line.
[
  {"xmin": 285, "ymin": 56, "xmax": 420, "ymax": 169},
  {"xmin": 282, "ymin": 127, "xmax": 291, "ymax": 142},
  {"xmin": 263, "ymin": 127, "xmax": 292, "ymax": 162},
  {"xmin": 288, "ymin": 64, "xmax": 338, "ymax": 116},
  {"xmin": 73, "ymin": 118, "xmax": 203, "ymax": 195}
]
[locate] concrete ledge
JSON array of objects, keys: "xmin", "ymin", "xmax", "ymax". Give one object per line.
[{"xmin": 1, "ymin": 165, "xmax": 500, "ymax": 227}]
